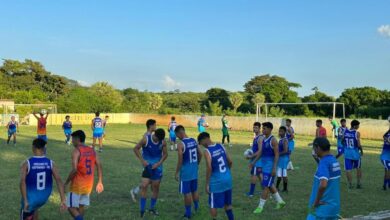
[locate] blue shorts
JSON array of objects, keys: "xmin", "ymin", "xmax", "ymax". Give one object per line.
[
  {"xmin": 337, "ymin": 140, "xmax": 344, "ymax": 154},
  {"xmin": 209, "ymin": 189, "xmax": 232, "ymax": 209},
  {"xmin": 21, "ymin": 197, "xmax": 47, "ymax": 214},
  {"xmin": 344, "ymin": 158, "xmax": 361, "ymax": 171},
  {"xmin": 8, "ymin": 129, "xmax": 17, "ymax": 136},
  {"xmin": 262, "ymin": 172, "xmax": 275, "ymax": 187},
  {"xmin": 64, "ymin": 129, "xmax": 72, "ymax": 136},
  {"xmin": 250, "ymin": 166, "xmax": 262, "ymax": 176},
  {"xmin": 93, "ymin": 132, "xmax": 103, "ymax": 138},
  {"xmin": 169, "ymin": 131, "xmax": 176, "ymax": 142},
  {"xmin": 381, "ymin": 160, "xmax": 390, "ymax": 170},
  {"xmin": 180, "ymin": 179, "xmax": 198, "ymax": 194},
  {"xmin": 288, "ymin": 140, "xmax": 295, "ymax": 153},
  {"xmin": 278, "ymin": 156, "xmax": 289, "ymax": 169},
  {"xmin": 142, "ymin": 166, "xmax": 163, "ymax": 181},
  {"xmin": 306, "ymin": 214, "xmax": 338, "ymax": 220},
  {"xmin": 37, "ymin": 135, "xmax": 47, "ymax": 142}
]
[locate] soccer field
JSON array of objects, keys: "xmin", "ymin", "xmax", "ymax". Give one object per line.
[{"xmin": 0, "ymin": 124, "xmax": 387, "ymax": 220}]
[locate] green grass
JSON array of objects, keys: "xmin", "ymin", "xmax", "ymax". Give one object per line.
[{"xmin": 0, "ymin": 124, "xmax": 388, "ymax": 220}]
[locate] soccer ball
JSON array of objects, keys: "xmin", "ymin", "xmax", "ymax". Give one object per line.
[
  {"xmin": 41, "ymin": 109, "xmax": 47, "ymax": 115},
  {"xmin": 205, "ymin": 122, "xmax": 209, "ymax": 127},
  {"xmin": 244, "ymin": 148, "xmax": 253, "ymax": 158}
]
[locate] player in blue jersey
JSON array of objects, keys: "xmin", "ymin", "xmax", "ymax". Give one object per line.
[
  {"xmin": 307, "ymin": 137, "xmax": 341, "ymax": 220},
  {"xmin": 198, "ymin": 132, "xmax": 234, "ymax": 220},
  {"xmin": 197, "ymin": 114, "xmax": 209, "ymax": 133},
  {"xmin": 276, "ymin": 126, "xmax": 289, "ymax": 192},
  {"xmin": 380, "ymin": 125, "xmax": 390, "ymax": 190},
  {"xmin": 19, "ymin": 138, "xmax": 66, "ymax": 220},
  {"xmin": 6, "ymin": 115, "xmax": 19, "ymax": 146},
  {"xmin": 286, "ymin": 119, "xmax": 295, "ymax": 170},
  {"xmin": 335, "ymin": 119, "xmax": 347, "ymax": 159},
  {"xmin": 253, "ymin": 122, "xmax": 286, "ymax": 214},
  {"xmin": 168, "ymin": 116, "xmax": 178, "ymax": 151},
  {"xmin": 174, "ymin": 125, "xmax": 202, "ymax": 219},
  {"xmin": 62, "ymin": 115, "xmax": 73, "ymax": 145},
  {"xmin": 343, "ymin": 120, "xmax": 363, "ymax": 189},
  {"xmin": 91, "ymin": 112, "xmax": 104, "ymax": 152},
  {"xmin": 247, "ymin": 122, "xmax": 264, "ymax": 197},
  {"xmin": 134, "ymin": 128, "xmax": 168, "ymax": 218}
]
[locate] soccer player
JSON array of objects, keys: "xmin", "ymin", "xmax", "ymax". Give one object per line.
[
  {"xmin": 221, "ymin": 114, "xmax": 232, "ymax": 147},
  {"xmin": 102, "ymin": 115, "xmax": 109, "ymax": 140},
  {"xmin": 197, "ymin": 114, "xmax": 208, "ymax": 133},
  {"xmin": 19, "ymin": 138, "xmax": 66, "ymax": 220},
  {"xmin": 381, "ymin": 123, "xmax": 390, "ymax": 190},
  {"xmin": 276, "ymin": 126, "xmax": 289, "ymax": 192},
  {"xmin": 343, "ymin": 119, "xmax": 363, "ymax": 189},
  {"xmin": 133, "ymin": 128, "xmax": 168, "ymax": 217},
  {"xmin": 168, "ymin": 116, "xmax": 178, "ymax": 151},
  {"xmin": 335, "ymin": 119, "xmax": 347, "ymax": 159},
  {"xmin": 286, "ymin": 119, "xmax": 295, "ymax": 170},
  {"xmin": 33, "ymin": 111, "xmax": 49, "ymax": 142},
  {"xmin": 65, "ymin": 130, "xmax": 104, "ymax": 220},
  {"xmin": 197, "ymin": 132, "xmax": 234, "ymax": 220},
  {"xmin": 130, "ymin": 119, "xmax": 157, "ymax": 202},
  {"xmin": 6, "ymin": 115, "xmax": 18, "ymax": 146},
  {"xmin": 62, "ymin": 115, "xmax": 73, "ymax": 145},
  {"xmin": 91, "ymin": 112, "xmax": 104, "ymax": 152},
  {"xmin": 174, "ymin": 125, "xmax": 202, "ymax": 219},
  {"xmin": 329, "ymin": 116, "xmax": 340, "ymax": 138},
  {"xmin": 246, "ymin": 122, "xmax": 264, "ymax": 197},
  {"xmin": 253, "ymin": 122, "xmax": 285, "ymax": 214},
  {"xmin": 316, "ymin": 119, "xmax": 327, "ymax": 138},
  {"xmin": 307, "ymin": 137, "xmax": 341, "ymax": 220}
]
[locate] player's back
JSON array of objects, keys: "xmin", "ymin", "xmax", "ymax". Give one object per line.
[
  {"xmin": 37, "ymin": 118, "xmax": 47, "ymax": 135},
  {"xmin": 25, "ymin": 156, "xmax": 53, "ymax": 209},
  {"xmin": 169, "ymin": 121, "xmax": 177, "ymax": 132},
  {"xmin": 338, "ymin": 127, "xmax": 346, "ymax": 140},
  {"xmin": 381, "ymin": 131, "xmax": 390, "ymax": 160},
  {"xmin": 180, "ymin": 138, "xmax": 199, "ymax": 181},
  {"xmin": 70, "ymin": 145, "xmax": 96, "ymax": 195},
  {"xmin": 92, "ymin": 117, "xmax": 104, "ymax": 132},
  {"xmin": 343, "ymin": 129, "xmax": 360, "ymax": 160},
  {"xmin": 278, "ymin": 137, "xmax": 288, "ymax": 158},
  {"xmin": 206, "ymin": 144, "xmax": 232, "ymax": 193},
  {"xmin": 286, "ymin": 126, "xmax": 294, "ymax": 140},
  {"xmin": 261, "ymin": 135, "xmax": 275, "ymax": 173},
  {"xmin": 251, "ymin": 134, "xmax": 263, "ymax": 166},
  {"xmin": 142, "ymin": 134, "xmax": 163, "ymax": 165}
]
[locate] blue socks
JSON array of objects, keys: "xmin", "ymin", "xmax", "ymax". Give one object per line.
[
  {"xmin": 185, "ymin": 205, "xmax": 191, "ymax": 217},
  {"xmin": 249, "ymin": 183, "xmax": 256, "ymax": 195},
  {"xmin": 226, "ymin": 209, "xmax": 234, "ymax": 220},
  {"xmin": 150, "ymin": 198, "xmax": 157, "ymax": 209},
  {"xmin": 140, "ymin": 197, "xmax": 146, "ymax": 213},
  {"xmin": 74, "ymin": 215, "xmax": 83, "ymax": 220},
  {"xmin": 194, "ymin": 200, "xmax": 199, "ymax": 211}
]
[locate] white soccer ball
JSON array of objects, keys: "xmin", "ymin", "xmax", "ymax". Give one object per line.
[
  {"xmin": 205, "ymin": 122, "xmax": 209, "ymax": 127},
  {"xmin": 244, "ymin": 148, "xmax": 253, "ymax": 158},
  {"xmin": 41, "ymin": 109, "xmax": 47, "ymax": 115}
]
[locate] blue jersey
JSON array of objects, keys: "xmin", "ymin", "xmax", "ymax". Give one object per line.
[
  {"xmin": 8, "ymin": 121, "xmax": 17, "ymax": 130},
  {"xmin": 63, "ymin": 121, "xmax": 72, "ymax": 130},
  {"xmin": 381, "ymin": 131, "xmax": 390, "ymax": 161},
  {"xmin": 142, "ymin": 134, "xmax": 164, "ymax": 168},
  {"xmin": 251, "ymin": 134, "xmax": 263, "ymax": 167},
  {"xmin": 92, "ymin": 117, "xmax": 104, "ymax": 133},
  {"xmin": 343, "ymin": 129, "xmax": 360, "ymax": 160},
  {"xmin": 337, "ymin": 127, "xmax": 347, "ymax": 141},
  {"xmin": 286, "ymin": 126, "xmax": 294, "ymax": 140},
  {"xmin": 24, "ymin": 156, "xmax": 53, "ymax": 212},
  {"xmin": 180, "ymin": 138, "xmax": 199, "ymax": 181},
  {"xmin": 309, "ymin": 155, "xmax": 341, "ymax": 218},
  {"xmin": 198, "ymin": 118, "xmax": 206, "ymax": 132},
  {"xmin": 261, "ymin": 135, "xmax": 276, "ymax": 173},
  {"xmin": 206, "ymin": 144, "xmax": 232, "ymax": 193},
  {"xmin": 278, "ymin": 137, "xmax": 288, "ymax": 157},
  {"xmin": 169, "ymin": 121, "xmax": 177, "ymax": 132}
]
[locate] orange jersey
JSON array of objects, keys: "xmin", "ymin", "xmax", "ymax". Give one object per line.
[
  {"xmin": 70, "ymin": 145, "xmax": 96, "ymax": 194},
  {"xmin": 318, "ymin": 126, "xmax": 327, "ymax": 138},
  {"xmin": 37, "ymin": 117, "xmax": 47, "ymax": 135}
]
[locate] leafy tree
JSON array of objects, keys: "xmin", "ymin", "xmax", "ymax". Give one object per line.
[
  {"xmin": 208, "ymin": 101, "xmax": 223, "ymax": 115},
  {"xmin": 90, "ymin": 82, "xmax": 123, "ymax": 112},
  {"xmin": 57, "ymin": 87, "xmax": 98, "ymax": 113},
  {"xmin": 148, "ymin": 93, "xmax": 163, "ymax": 111},
  {"xmin": 338, "ymin": 87, "xmax": 384, "ymax": 116},
  {"xmin": 229, "ymin": 92, "xmax": 243, "ymax": 112},
  {"xmin": 122, "ymin": 88, "xmax": 151, "ymax": 112},
  {"xmin": 205, "ymin": 88, "xmax": 231, "ymax": 110},
  {"xmin": 302, "ymin": 89, "xmax": 335, "ymax": 116}
]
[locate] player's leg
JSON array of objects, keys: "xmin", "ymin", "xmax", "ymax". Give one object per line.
[
  {"xmin": 183, "ymin": 193, "xmax": 192, "ymax": 218},
  {"xmin": 208, "ymin": 192, "xmax": 218, "ymax": 219},
  {"xmin": 92, "ymin": 137, "xmax": 97, "ymax": 149},
  {"xmin": 223, "ymin": 190, "xmax": 234, "ymax": 220},
  {"xmin": 98, "ymin": 137, "xmax": 103, "ymax": 152},
  {"xmin": 130, "ymin": 183, "xmax": 141, "ymax": 202},
  {"xmin": 222, "ymin": 134, "xmax": 226, "ymax": 144},
  {"xmin": 190, "ymin": 179, "xmax": 199, "ymax": 212},
  {"xmin": 13, "ymin": 132, "xmax": 17, "ymax": 145},
  {"xmin": 150, "ymin": 180, "xmax": 161, "ymax": 215},
  {"xmin": 270, "ymin": 185, "xmax": 285, "ymax": 209},
  {"xmin": 282, "ymin": 169, "xmax": 288, "ymax": 192},
  {"xmin": 140, "ymin": 178, "xmax": 151, "ymax": 217},
  {"xmin": 7, "ymin": 131, "xmax": 11, "ymax": 144},
  {"xmin": 276, "ymin": 168, "xmax": 282, "ymax": 191},
  {"xmin": 247, "ymin": 167, "xmax": 257, "ymax": 197},
  {"xmin": 356, "ymin": 159, "xmax": 362, "ymax": 188},
  {"xmin": 344, "ymin": 159, "xmax": 353, "ymax": 188},
  {"xmin": 383, "ymin": 160, "xmax": 390, "ymax": 190}
]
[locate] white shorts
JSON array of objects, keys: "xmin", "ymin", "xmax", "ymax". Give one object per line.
[
  {"xmin": 66, "ymin": 192, "xmax": 90, "ymax": 208},
  {"xmin": 277, "ymin": 167, "xmax": 288, "ymax": 177}
]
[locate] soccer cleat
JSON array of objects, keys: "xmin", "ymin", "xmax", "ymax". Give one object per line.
[
  {"xmin": 253, "ymin": 207, "xmax": 263, "ymax": 214},
  {"xmin": 275, "ymin": 201, "xmax": 286, "ymax": 210},
  {"xmin": 130, "ymin": 189, "xmax": 137, "ymax": 202},
  {"xmin": 182, "ymin": 215, "xmax": 191, "ymax": 219},
  {"xmin": 383, "ymin": 185, "xmax": 387, "ymax": 191},
  {"xmin": 140, "ymin": 211, "xmax": 145, "ymax": 218},
  {"xmin": 246, "ymin": 192, "xmax": 254, "ymax": 197},
  {"xmin": 149, "ymin": 209, "xmax": 159, "ymax": 216}
]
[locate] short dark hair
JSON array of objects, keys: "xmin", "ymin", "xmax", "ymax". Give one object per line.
[
  {"xmin": 171, "ymin": 116, "xmax": 175, "ymax": 121},
  {"xmin": 95, "ymin": 112, "xmax": 100, "ymax": 117},
  {"xmin": 33, "ymin": 138, "xmax": 46, "ymax": 149},
  {"xmin": 154, "ymin": 128, "xmax": 165, "ymax": 141},
  {"xmin": 105, "ymin": 115, "xmax": 109, "ymax": 118},
  {"xmin": 71, "ymin": 130, "xmax": 86, "ymax": 143},
  {"xmin": 65, "ymin": 115, "xmax": 70, "ymax": 119},
  {"xmin": 253, "ymin": 122, "xmax": 261, "ymax": 128},
  {"xmin": 351, "ymin": 119, "xmax": 360, "ymax": 128},
  {"xmin": 146, "ymin": 119, "xmax": 156, "ymax": 129},
  {"xmin": 197, "ymin": 132, "xmax": 210, "ymax": 143},
  {"xmin": 262, "ymin": 122, "xmax": 273, "ymax": 130},
  {"xmin": 340, "ymin": 119, "xmax": 346, "ymax": 123},
  {"xmin": 313, "ymin": 137, "xmax": 331, "ymax": 151},
  {"xmin": 174, "ymin": 125, "xmax": 185, "ymax": 134},
  {"xmin": 286, "ymin": 118, "xmax": 292, "ymax": 123},
  {"xmin": 279, "ymin": 126, "xmax": 287, "ymax": 132},
  {"xmin": 316, "ymin": 119, "xmax": 323, "ymax": 124}
]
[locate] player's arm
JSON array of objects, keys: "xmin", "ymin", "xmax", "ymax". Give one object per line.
[
  {"xmin": 95, "ymin": 153, "xmax": 104, "ymax": 194},
  {"xmin": 288, "ymin": 127, "xmax": 295, "ymax": 140},
  {"xmin": 196, "ymin": 144, "xmax": 202, "ymax": 164},
  {"xmin": 64, "ymin": 148, "xmax": 80, "ymax": 187},
  {"xmin": 313, "ymin": 179, "xmax": 328, "ymax": 207},
  {"xmin": 133, "ymin": 136, "xmax": 148, "ymax": 167},
  {"xmin": 271, "ymin": 138, "xmax": 279, "ymax": 176},
  {"xmin": 19, "ymin": 161, "xmax": 29, "ymax": 212},
  {"xmin": 153, "ymin": 140, "xmax": 168, "ymax": 169},
  {"xmin": 5, "ymin": 122, "xmax": 9, "ymax": 129},
  {"xmin": 204, "ymin": 150, "xmax": 212, "ymax": 194},
  {"xmin": 280, "ymin": 139, "xmax": 289, "ymax": 156},
  {"xmin": 91, "ymin": 120, "xmax": 94, "ymax": 130},
  {"xmin": 62, "ymin": 122, "xmax": 65, "ymax": 130},
  {"xmin": 45, "ymin": 111, "xmax": 49, "ymax": 119},
  {"xmin": 32, "ymin": 113, "xmax": 39, "ymax": 119},
  {"xmin": 174, "ymin": 141, "xmax": 184, "ymax": 181},
  {"xmin": 357, "ymin": 131, "xmax": 363, "ymax": 156},
  {"xmin": 51, "ymin": 161, "xmax": 67, "ymax": 210},
  {"xmin": 250, "ymin": 138, "xmax": 263, "ymax": 167},
  {"xmin": 315, "ymin": 128, "xmax": 320, "ymax": 138}
]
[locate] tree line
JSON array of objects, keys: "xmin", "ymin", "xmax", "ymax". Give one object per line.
[{"xmin": 0, "ymin": 59, "xmax": 389, "ymax": 119}]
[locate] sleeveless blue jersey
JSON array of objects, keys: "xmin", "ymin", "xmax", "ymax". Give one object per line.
[
  {"xmin": 286, "ymin": 126, "xmax": 294, "ymax": 140},
  {"xmin": 24, "ymin": 156, "xmax": 53, "ymax": 212},
  {"xmin": 278, "ymin": 137, "xmax": 288, "ymax": 155},
  {"xmin": 251, "ymin": 134, "xmax": 263, "ymax": 167},
  {"xmin": 261, "ymin": 135, "xmax": 275, "ymax": 173},
  {"xmin": 92, "ymin": 117, "xmax": 104, "ymax": 133},
  {"xmin": 343, "ymin": 129, "xmax": 360, "ymax": 160},
  {"xmin": 63, "ymin": 121, "xmax": 72, "ymax": 129},
  {"xmin": 381, "ymin": 131, "xmax": 390, "ymax": 161},
  {"xmin": 180, "ymin": 138, "xmax": 199, "ymax": 181},
  {"xmin": 206, "ymin": 144, "xmax": 232, "ymax": 193},
  {"xmin": 169, "ymin": 121, "xmax": 177, "ymax": 132},
  {"xmin": 142, "ymin": 134, "xmax": 164, "ymax": 168},
  {"xmin": 337, "ymin": 127, "xmax": 347, "ymax": 141},
  {"xmin": 8, "ymin": 121, "xmax": 17, "ymax": 130}
]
